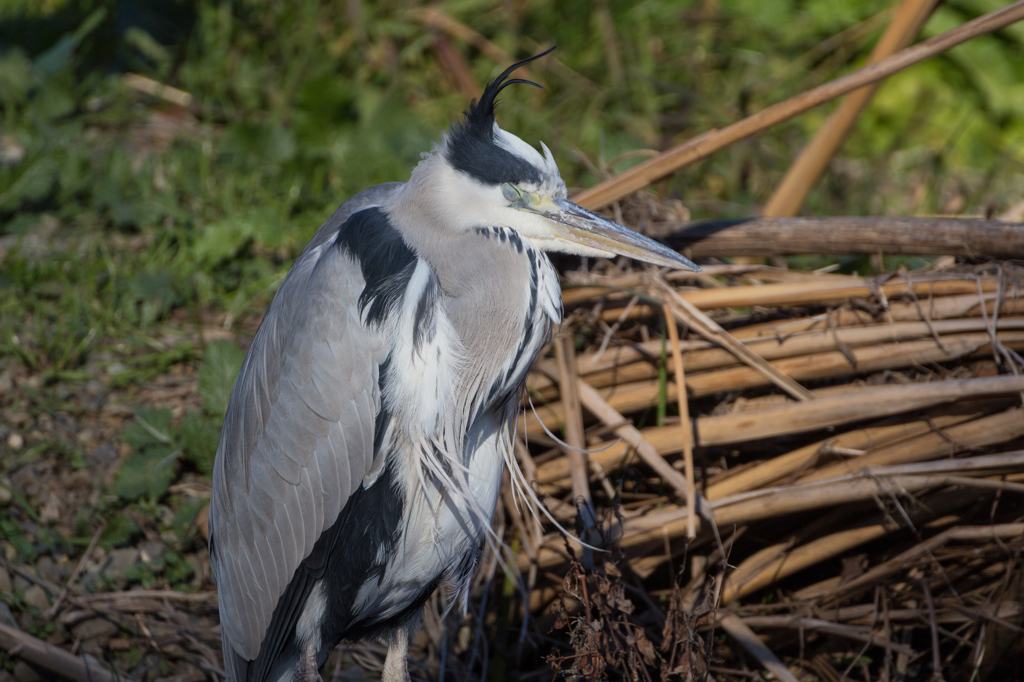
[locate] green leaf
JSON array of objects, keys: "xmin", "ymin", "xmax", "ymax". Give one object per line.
[
  {"xmin": 101, "ymin": 512, "xmax": 140, "ymax": 548},
  {"xmin": 163, "ymin": 550, "xmax": 195, "ymax": 586},
  {"xmin": 0, "ymin": 156, "xmax": 59, "ymax": 212},
  {"xmin": 120, "ymin": 407, "xmax": 173, "ymax": 450},
  {"xmin": 112, "ymin": 444, "xmax": 180, "ymax": 501},
  {"xmin": 199, "ymin": 340, "xmax": 245, "ymax": 417},
  {"xmin": 34, "ymin": 7, "xmax": 107, "ymax": 76}
]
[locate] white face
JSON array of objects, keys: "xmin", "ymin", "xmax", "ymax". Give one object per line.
[
  {"xmin": 421, "ymin": 126, "xmax": 619, "ymax": 259},
  {"xmin": 399, "ymin": 124, "xmax": 700, "ymax": 271}
]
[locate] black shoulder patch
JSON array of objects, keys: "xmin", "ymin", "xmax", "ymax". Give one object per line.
[{"xmin": 333, "ymin": 207, "xmax": 418, "ymax": 326}]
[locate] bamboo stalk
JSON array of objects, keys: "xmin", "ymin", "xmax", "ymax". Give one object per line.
[
  {"xmin": 576, "ymin": 379, "xmax": 692, "ymax": 501},
  {"xmin": 571, "ymin": 1, "xmax": 1024, "ymax": 209},
  {"xmin": 527, "ymin": 318, "xmax": 1024, "ymax": 399},
  {"xmin": 732, "ymin": 615, "xmax": 916, "ymax": 655},
  {"xmin": 730, "ymin": 291, "xmax": 1024, "ymax": 340},
  {"xmin": 664, "ymin": 303, "xmax": 698, "ymax": 538},
  {"xmin": 596, "ymin": 277, "xmax": 1002, "ymax": 323},
  {"xmin": 620, "ymin": 466, "xmax": 1011, "ymax": 554},
  {"xmin": 800, "ymin": 407, "xmax": 1024, "ymax": 483},
  {"xmin": 560, "ymin": 264, "xmax": 854, "ymax": 306},
  {"xmin": 521, "ymin": 413, "xmax": 1024, "ymax": 571},
  {"xmin": 703, "ymin": 412, "xmax": 984, "ymax": 500},
  {"xmin": 824, "ymin": 523, "xmax": 1024, "ymax": 601},
  {"xmin": 696, "ymin": 371, "xmax": 1024, "ymax": 445},
  {"xmin": 762, "ymin": 0, "xmax": 940, "ymax": 217},
  {"xmin": 742, "ymin": 603, "xmax": 1021, "ymax": 628},
  {"xmin": 568, "ymin": 275, "xmax": 1000, "ymax": 312},
  {"xmin": 721, "ymin": 524, "xmax": 889, "ymax": 604},
  {"xmin": 670, "ymin": 216, "xmax": 1024, "ymax": 259},
  {"xmin": 531, "ymin": 375, "xmax": 1024, "ymax": 484},
  {"xmin": 711, "ymin": 451, "xmax": 1024, "ymax": 511},
  {"xmin": 0, "ymin": 622, "xmax": 115, "ymax": 682},
  {"xmin": 719, "ymin": 614, "xmax": 802, "ymax": 682},
  {"xmin": 554, "ymin": 335, "xmax": 594, "ymax": 534},
  {"xmin": 656, "ymin": 279, "xmax": 817, "ymax": 401},
  {"xmin": 687, "ymin": 332, "xmax": 1024, "ymax": 403},
  {"xmin": 619, "ymin": 408, "xmax": 1024, "ymax": 548},
  {"xmin": 524, "ymin": 333, "xmax": 1024, "ymax": 441}
]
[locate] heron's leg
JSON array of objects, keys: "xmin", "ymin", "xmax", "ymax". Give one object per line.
[
  {"xmin": 381, "ymin": 627, "xmax": 411, "ymax": 682},
  {"xmin": 294, "ymin": 643, "xmax": 323, "ymax": 682}
]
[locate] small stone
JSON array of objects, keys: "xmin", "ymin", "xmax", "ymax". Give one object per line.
[
  {"xmin": 44, "ymin": 622, "xmax": 68, "ymax": 646},
  {"xmin": 90, "ymin": 443, "xmax": 117, "ymax": 464},
  {"xmin": 65, "ymin": 469, "xmax": 93, "ymax": 491},
  {"xmin": 0, "ymin": 483, "xmax": 11, "ymax": 506},
  {"xmin": 11, "ymin": 470, "xmax": 39, "ymax": 499},
  {"xmin": 71, "ymin": 617, "xmax": 119, "ymax": 640},
  {"xmin": 6, "ymin": 432, "xmax": 22, "ymax": 450},
  {"xmin": 6, "ymin": 411, "xmax": 28, "ymax": 427},
  {"xmin": 13, "ymin": 575, "xmax": 31, "ymax": 592},
  {"xmin": 140, "ymin": 541, "xmax": 165, "ymax": 563},
  {"xmin": 0, "ymin": 568, "xmax": 10, "ymax": 593},
  {"xmin": 36, "ymin": 556, "xmax": 68, "ymax": 584},
  {"xmin": 23, "ymin": 584, "xmax": 49, "ymax": 610},
  {"xmin": 102, "ymin": 548, "xmax": 139, "ymax": 578},
  {"xmin": 39, "ymin": 492, "xmax": 61, "ymax": 524}
]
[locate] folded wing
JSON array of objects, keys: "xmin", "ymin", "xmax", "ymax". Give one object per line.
[{"xmin": 209, "ymin": 184, "xmax": 401, "ymax": 667}]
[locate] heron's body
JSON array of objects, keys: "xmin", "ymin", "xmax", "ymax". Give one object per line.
[{"xmin": 210, "ymin": 50, "xmax": 698, "ymax": 682}]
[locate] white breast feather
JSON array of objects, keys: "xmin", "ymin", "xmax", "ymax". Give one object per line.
[{"xmin": 384, "ymin": 259, "xmax": 464, "ymax": 440}]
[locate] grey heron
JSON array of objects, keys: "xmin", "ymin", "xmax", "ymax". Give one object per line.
[{"xmin": 209, "ymin": 49, "xmax": 699, "ymax": 682}]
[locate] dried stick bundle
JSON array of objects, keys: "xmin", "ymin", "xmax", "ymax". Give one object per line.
[{"xmin": 508, "ymin": 257, "xmax": 1024, "ymax": 682}]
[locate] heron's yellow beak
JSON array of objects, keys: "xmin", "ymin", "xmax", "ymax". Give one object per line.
[{"xmin": 529, "ymin": 197, "xmax": 700, "ymax": 271}]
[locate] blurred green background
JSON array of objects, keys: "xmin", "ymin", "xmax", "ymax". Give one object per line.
[{"xmin": 1, "ymin": 0, "xmax": 1023, "ymax": 385}]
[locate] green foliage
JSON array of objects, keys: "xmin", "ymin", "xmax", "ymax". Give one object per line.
[
  {"xmin": 0, "ymin": 511, "xmax": 34, "ymax": 561},
  {"xmin": 113, "ymin": 406, "xmax": 180, "ymax": 501},
  {"xmin": 2, "ymin": 0, "xmax": 1023, "ymax": 455},
  {"xmin": 162, "ymin": 549, "xmax": 195, "ymax": 586},
  {"xmin": 100, "ymin": 511, "xmax": 140, "ymax": 548},
  {"xmin": 113, "ymin": 337, "xmax": 241, "ymax": 504}
]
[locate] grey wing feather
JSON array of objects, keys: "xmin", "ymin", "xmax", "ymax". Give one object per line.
[{"xmin": 209, "ymin": 183, "xmax": 403, "ymax": 666}]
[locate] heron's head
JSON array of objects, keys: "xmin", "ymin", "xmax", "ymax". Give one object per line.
[{"xmin": 407, "ymin": 49, "xmax": 699, "ymax": 272}]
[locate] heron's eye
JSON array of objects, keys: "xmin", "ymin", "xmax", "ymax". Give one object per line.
[{"xmin": 501, "ymin": 183, "xmax": 521, "ymax": 203}]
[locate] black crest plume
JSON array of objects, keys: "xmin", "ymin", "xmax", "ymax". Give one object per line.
[{"xmin": 444, "ymin": 47, "xmax": 557, "ymax": 186}]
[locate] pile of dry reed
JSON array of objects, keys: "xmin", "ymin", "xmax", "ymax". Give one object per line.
[{"xmin": 478, "ymin": 253, "xmax": 1024, "ymax": 682}]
